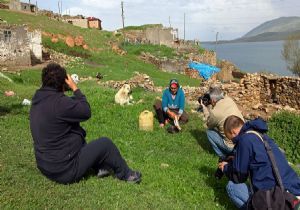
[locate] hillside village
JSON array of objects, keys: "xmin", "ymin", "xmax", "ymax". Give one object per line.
[
  {"xmin": 1, "ymin": 0, "xmax": 300, "ymax": 120},
  {"xmin": 0, "ymin": 1, "xmax": 300, "ymax": 209}
]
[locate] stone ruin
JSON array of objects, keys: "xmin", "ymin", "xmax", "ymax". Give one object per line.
[
  {"xmin": 97, "ymin": 72, "xmax": 300, "ymax": 120},
  {"xmin": 182, "ymin": 73, "xmax": 300, "ymax": 120},
  {"xmin": 100, "ymin": 72, "xmax": 157, "ymax": 92}
]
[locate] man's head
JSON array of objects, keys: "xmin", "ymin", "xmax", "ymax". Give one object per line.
[
  {"xmin": 169, "ymin": 79, "xmax": 179, "ymax": 95},
  {"xmin": 208, "ymin": 86, "xmax": 224, "ymax": 106},
  {"xmin": 42, "ymin": 63, "xmax": 67, "ymax": 92},
  {"xmin": 224, "ymin": 115, "xmax": 244, "ymax": 140}
]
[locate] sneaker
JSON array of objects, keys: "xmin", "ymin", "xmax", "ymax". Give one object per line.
[
  {"xmin": 124, "ymin": 171, "xmax": 142, "ymax": 184},
  {"xmin": 159, "ymin": 123, "xmax": 165, "ymax": 128},
  {"xmin": 97, "ymin": 169, "xmax": 110, "ymax": 178},
  {"xmin": 167, "ymin": 125, "xmax": 179, "ymax": 134}
]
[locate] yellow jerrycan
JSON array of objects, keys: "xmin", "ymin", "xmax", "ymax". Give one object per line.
[{"xmin": 139, "ymin": 110, "xmax": 154, "ymax": 131}]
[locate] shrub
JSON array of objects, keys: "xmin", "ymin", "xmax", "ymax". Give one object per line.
[{"xmin": 268, "ymin": 111, "xmax": 300, "ymax": 164}]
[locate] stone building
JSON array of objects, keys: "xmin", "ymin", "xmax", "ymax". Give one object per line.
[
  {"xmin": 124, "ymin": 25, "xmax": 177, "ymax": 46},
  {"xmin": 64, "ymin": 18, "xmax": 89, "ymax": 28},
  {"xmin": 88, "ymin": 17, "xmax": 102, "ymax": 30},
  {"xmin": 9, "ymin": 0, "xmax": 37, "ymax": 13},
  {"xmin": 0, "ymin": 24, "xmax": 42, "ymax": 68}
]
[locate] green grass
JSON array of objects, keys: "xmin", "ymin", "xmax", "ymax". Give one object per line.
[
  {"xmin": 122, "ymin": 43, "xmax": 177, "ymax": 59},
  {"xmin": 0, "ymin": 70, "xmax": 235, "ymax": 209},
  {"xmin": 122, "ymin": 24, "xmax": 163, "ymax": 31}
]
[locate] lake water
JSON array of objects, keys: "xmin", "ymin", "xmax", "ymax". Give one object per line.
[{"xmin": 202, "ymin": 41, "xmax": 293, "ymax": 76}]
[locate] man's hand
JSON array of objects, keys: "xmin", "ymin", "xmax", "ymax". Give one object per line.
[
  {"xmin": 218, "ymin": 161, "xmax": 228, "ymax": 172},
  {"xmin": 65, "ymin": 74, "xmax": 78, "ymax": 92}
]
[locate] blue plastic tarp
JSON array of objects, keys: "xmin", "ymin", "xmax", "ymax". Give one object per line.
[{"xmin": 188, "ymin": 62, "xmax": 220, "ymax": 80}]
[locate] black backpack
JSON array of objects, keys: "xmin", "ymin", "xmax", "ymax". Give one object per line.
[{"xmin": 246, "ymin": 131, "xmax": 300, "ymax": 210}]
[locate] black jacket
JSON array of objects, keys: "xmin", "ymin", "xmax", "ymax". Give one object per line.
[{"xmin": 30, "ymin": 87, "xmax": 91, "ymax": 183}]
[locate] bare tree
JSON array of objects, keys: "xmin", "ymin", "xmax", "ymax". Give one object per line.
[{"xmin": 282, "ymin": 37, "xmax": 300, "ymax": 76}]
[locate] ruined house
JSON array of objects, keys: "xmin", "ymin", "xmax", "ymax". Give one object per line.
[
  {"xmin": 64, "ymin": 17, "xmax": 89, "ymax": 29},
  {"xmin": 124, "ymin": 25, "xmax": 178, "ymax": 46},
  {"xmin": 0, "ymin": 24, "xmax": 42, "ymax": 68},
  {"xmin": 9, "ymin": 0, "xmax": 37, "ymax": 13},
  {"xmin": 88, "ymin": 17, "xmax": 102, "ymax": 30}
]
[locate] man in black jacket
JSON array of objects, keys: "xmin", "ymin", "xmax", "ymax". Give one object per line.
[{"xmin": 30, "ymin": 63, "xmax": 141, "ymax": 184}]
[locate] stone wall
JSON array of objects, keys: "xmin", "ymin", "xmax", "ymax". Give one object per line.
[
  {"xmin": 145, "ymin": 27, "xmax": 174, "ymax": 46},
  {"xmin": 190, "ymin": 50, "xmax": 217, "ymax": 66},
  {"xmin": 0, "ymin": 24, "xmax": 31, "ymax": 67},
  {"xmin": 64, "ymin": 19, "xmax": 89, "ymax": 29},
  {"xmin": 28, "ymin": 29, "xmax": 42, "ymax": 63},
  {"xmin": 124, "ymin": 26, "xmax": 176, "ymax": 46},
  {"xmin": 9, "ymin": 0, "xmax": 21, "ymax": 11}
]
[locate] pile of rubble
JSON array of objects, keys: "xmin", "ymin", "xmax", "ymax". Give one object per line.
[
  {"xmin": 100, "ymin": 72, "xmax": 157, "ymax": 92},
  {"xmin": 139, "ymin": 52, "xmax": 161, "ymax": 68},
  {"xmin": 111, "ymin": 43, "xmax": 127, "ymax": 56},
  {"xmin": 182, "ymin": 73, "xmax": 300, "ymax": 120},
  {"xmin": 43, "ymin": 47, "xmax": 80, "ymax": 66}
]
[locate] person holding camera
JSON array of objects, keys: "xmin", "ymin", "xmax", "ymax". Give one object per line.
[
  {"xmin": 153, "ymin": 79, "xmax": 188, "ymax": 128},
  {"xmin": 200, "ymin": 86, "xmax": 244, "ymax": 159},
  {"xmin": 219, "ymin": 115, "xmax": 300, "ymax": 209},
  {"xmin": 30, "ymin": 63, "xmax": 141, "ymax": 184}
]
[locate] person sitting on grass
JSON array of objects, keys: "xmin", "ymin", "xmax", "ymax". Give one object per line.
[
  {"xmin": 219, "ymin": 115, "xmax": 300, "ymax": 209},
  {"xmin": 30, "ymin": 63, "xmax": 141, "ymax": 184},
  {"xmin": 153, "ymin": 79, "xmax": 188, "ymax": 128}
]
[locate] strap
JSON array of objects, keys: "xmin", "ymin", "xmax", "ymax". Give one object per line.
[
  {"xmin": 246, "ymin": 130, "xmax": 284, "ymax": 192},
  {"xmin": 266, "ymin": 190, "xmax": 272, "ymax": 210}
]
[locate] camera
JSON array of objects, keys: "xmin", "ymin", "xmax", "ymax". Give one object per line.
[
  {"xmin": 198, "ymin": 93, "xmax": 211, "ymax": 107},
  {"xmin": 215, "ymin": 155, "xmax": 234, "ymax": 180},
  {"xmin": 215, "ymin": 168, "xmax": 224, "ymax": 180}
]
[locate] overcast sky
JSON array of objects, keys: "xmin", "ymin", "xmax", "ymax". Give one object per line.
[{"xmin": 36, "ymin": 0, "xmax": 300, "ymax": 41}]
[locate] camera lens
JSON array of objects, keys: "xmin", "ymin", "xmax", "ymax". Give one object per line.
[{"xmin": 214, "ymin": 168, "xmax": 224, "ymax": 179}]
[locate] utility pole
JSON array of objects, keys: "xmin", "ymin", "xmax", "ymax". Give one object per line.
[
  {"xmin": 35, "ymin": 0, "xmax": 37, "ymax": 15},
  {"xmin": 58, "ymin": 1, "xmax": 60, "ymax": 20},
  {"xmin": 215, "ymin": 32, "xmax": 219, "ymax": 53},
  {"xmin": 121, "ymin": 1, "xmax": 125, "ymax": 29},
  {"xmin": 169, "ymin": 16, "xmax": 171, "ymax": 28},
  {"xmin": 60, "ymin": 0, "xmax": 63, "ymax": 16},
  {"xmin": 183, "ymin": 13, "xmax": 186, "ymax": 41}
]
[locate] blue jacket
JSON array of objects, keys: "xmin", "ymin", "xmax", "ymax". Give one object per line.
[
  {"xmin": 162, "ymin": 87, "xmax": 185, "ymax": 115},
  {"xmin": 224, "ymin": 118, "xmax": 300, "ymax": 196}
]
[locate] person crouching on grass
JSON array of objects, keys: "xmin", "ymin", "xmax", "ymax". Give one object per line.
[
  {"xmin": 30, "ymin": 63, "xmax": 141, "ymax": 184},
  {"xmin": 219, "ymin": 115, "xmax": 300, "ymax": 209},
  {"xmin": 153, "ymin": 79, "xmax": 188, "ymax": 129}
]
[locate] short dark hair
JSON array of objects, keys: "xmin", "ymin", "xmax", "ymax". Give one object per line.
[
  {"xmin": 224, "ymin": 115, "xmax": 244, "ymax": 134},
  {"xmin": 42, "ymin": 63, "xmax": 67, "ymax": 91}
]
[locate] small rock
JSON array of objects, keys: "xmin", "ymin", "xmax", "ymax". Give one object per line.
[
  {"xmin": 4, "ymin": 90, "xmax": 15, "ymax": 97},
  {"xmin": 160, "ymin": 163, "xmax": 169, "ymax": 168}
]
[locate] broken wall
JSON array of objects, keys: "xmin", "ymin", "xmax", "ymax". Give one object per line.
[
  {"xmin": 28, "ymin": 29, "xmax": 42, "ymax": 63},
  {"xmin": 9, "ymin": 0, "xmax": 21, "ymax": 11},
  {"xmin": 0, "ymin": 24, "xmax": 31, "ymax": 67}
]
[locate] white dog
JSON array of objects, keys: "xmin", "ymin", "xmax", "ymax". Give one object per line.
[{"xmin": 115, "ymin": 84, "xmax": 134, "ymax": 105}]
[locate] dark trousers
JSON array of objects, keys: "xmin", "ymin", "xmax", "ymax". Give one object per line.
[
  {"xmin": 153, "ymin": 99, "xmax": 189, "ymax": 124},
  {"xmin": 74, "ymin": 137, "xmax": 130, "ymax": 182}
]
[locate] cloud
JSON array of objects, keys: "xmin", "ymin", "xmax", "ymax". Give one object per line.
[
  {"xmin": 38, "ymin": 0, "xmax": 300, "ymax": 41},
  {"xmin": 81, "ymin": 0, "xmax": 119, "ymax": 9}
]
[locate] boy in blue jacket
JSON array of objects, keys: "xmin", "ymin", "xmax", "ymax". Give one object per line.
[
  {"xmin": 153, "ymin": 79, "xmax": 188, "ymax": 128},
  {"xmin": 219, "ymin": 115, "xmax": 300, "ymax": 209}
]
